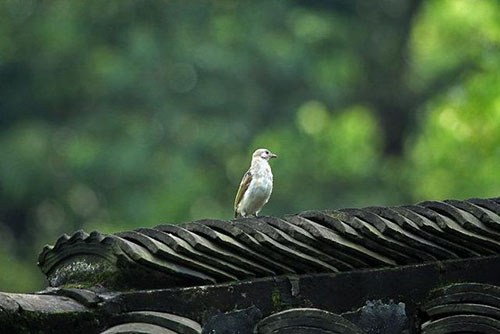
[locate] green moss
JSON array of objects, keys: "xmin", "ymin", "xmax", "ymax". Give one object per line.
[
  {"xmin": 48, "ymin": 256, "xmax": 120, "ymax": 289},
  {"xmin": 271, "ymin": 288, "xmax": 282, "ymax": 311},
  {"xmin": 326, "ymin": 210, "xmax": 347, "ymax": 221}
]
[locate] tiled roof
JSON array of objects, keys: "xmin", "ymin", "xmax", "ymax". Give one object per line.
[
  {"xmin": 38, "ymin": 197, "xmax": 500, "ymax": 289},
  {"xmin": 2, "ymin": 196, "xmax": 500, "ymax": 333}
]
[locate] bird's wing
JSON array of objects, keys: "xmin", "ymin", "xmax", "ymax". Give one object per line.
[{"xmin": 234, "ymin": 170, "xmax": 252, "ymax": 217}]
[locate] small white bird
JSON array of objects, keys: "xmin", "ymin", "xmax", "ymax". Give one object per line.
[{"xmin": 234, "ymin": 148, "xmax": 277, "ymax": 218}]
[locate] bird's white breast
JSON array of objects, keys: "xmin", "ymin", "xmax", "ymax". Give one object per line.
[{"xmin": 239, "ymin": 160, "xmax": 273, "ymax": 216}]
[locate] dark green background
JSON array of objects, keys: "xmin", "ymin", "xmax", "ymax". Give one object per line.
[{"xmin": 1, "ymin": 0, "xmax": 499, "ymax": 292}]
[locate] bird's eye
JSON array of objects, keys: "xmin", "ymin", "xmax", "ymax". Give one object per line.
[{"xmin": 265, "ymin": 150, "xmax": 269, "ymax": 155}]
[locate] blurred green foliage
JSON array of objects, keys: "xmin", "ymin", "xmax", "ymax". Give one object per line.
[{"xmin": 0, "ymin": 0, "xmax": 499, "ymax": 292}]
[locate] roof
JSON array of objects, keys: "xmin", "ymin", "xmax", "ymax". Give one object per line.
[
  {"xmin": 38, "ymin": 197, "xmax": 500, "ymax": 289},
  {"xmin": 1, "ymin": 196, "xmax": 500, "ymax": 333}
]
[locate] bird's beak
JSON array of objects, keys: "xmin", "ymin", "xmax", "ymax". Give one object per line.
[{"xmin": 270, "ymin": 153, "xmax": 277, "ymax": 159}]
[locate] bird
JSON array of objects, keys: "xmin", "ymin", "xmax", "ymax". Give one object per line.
[{"xmin": 234, "ymin": 148, "xmax": 277, "ymax": 218}]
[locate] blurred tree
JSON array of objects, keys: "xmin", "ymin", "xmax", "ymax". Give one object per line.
[
  {"xmin": 298, "ymin": 0, "xmax": 481, "ymax": 156},
  {"xmin": 0, "ymin": 0, "xmax": 499, "ymax": 292}
]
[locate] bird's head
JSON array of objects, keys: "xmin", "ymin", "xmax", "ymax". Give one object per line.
[{"xmin": 253, "ymin": 148, "xmax": 277, "ymax": 161}]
